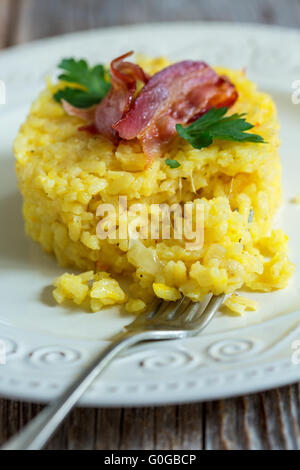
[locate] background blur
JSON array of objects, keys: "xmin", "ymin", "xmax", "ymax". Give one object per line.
[{"xmin": 1, "ymin": 0, "xmax": 300, "ymax": 49}]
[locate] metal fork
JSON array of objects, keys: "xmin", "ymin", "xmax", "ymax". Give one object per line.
[{"xmin": 1, "ymin": 293, "xmax": 224, "ymax": 450}]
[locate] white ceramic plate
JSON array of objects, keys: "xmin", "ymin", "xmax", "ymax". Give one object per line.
[{"xmin": 1, "ymin": 22, "xmax": 300, "ymax": 407}]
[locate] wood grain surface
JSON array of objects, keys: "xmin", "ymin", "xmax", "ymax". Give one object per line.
[{"xmin": 0, "ymin": 0, "xmax": 300, "ymax": 450}]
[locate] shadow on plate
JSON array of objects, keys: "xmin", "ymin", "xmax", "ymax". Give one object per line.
[{"xmin": 0, "ymin": 157, "xmax": 59, "ymax": 274}]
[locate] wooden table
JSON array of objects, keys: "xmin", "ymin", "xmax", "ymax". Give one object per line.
[{"xmin": 1, "ymin": 0, "xmax": 300, "ymax": 450}]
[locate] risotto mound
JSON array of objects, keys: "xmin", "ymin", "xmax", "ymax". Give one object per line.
[{"xmin": 14, "ymin": 57, "xmax": 294, "ymax": 313}]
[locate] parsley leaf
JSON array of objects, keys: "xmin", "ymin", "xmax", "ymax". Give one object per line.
[
  {"xmin": 53, "ymin": 58, "xmax": 111, "ymax": 108},
  {"xmin": 176, "ymin": 107, "xmax": 265, "ymax": 149},
  {"xmin": 54, "ymin": 87, "xmax": 104, "ymax": 108},
  {"xmin": 165, "ymin": 159, "xmax": 181, "ymax": 168}
]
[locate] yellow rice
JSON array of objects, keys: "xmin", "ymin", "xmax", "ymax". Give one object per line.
[{"xmin": 14, "ymin": 57, "xmax": 294, "ymax": 313}]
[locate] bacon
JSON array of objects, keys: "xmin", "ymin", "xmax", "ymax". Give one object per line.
[
  {"xmin": 62, "ymin": 53, "xmax": 238, "ymax": 165},
  {"xmin": 90, "ymin": 51, "xmax": 149, "ymax": 144},
  {"xmin": 114, "ymin": 61, "xmax": 238, "ymax": 162},
  {"xmin": 61, "ymin": 51, "xmax": 149, "ymax": 143},
  {"xmin": 61, "ymin": 99, "xmax": 96, "ymax": 122}
]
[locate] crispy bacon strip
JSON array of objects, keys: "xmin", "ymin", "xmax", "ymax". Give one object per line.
[
  {"xmin": 114, "ymin": 61, "xmax": 238, "ymax": 162},
  {"xmin": 89, "ymin": 51, "xmax": 149, "ymax": 144},
  {"xmin": 61, "ymin": 52, "xmax": 149, "ymax": 143},
  {"xmin": 61, "ymin": 99, "xmax": 96, "ymax": 122}
]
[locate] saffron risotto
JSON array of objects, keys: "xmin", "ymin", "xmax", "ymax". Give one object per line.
[{"xmin": 14, "ymin": 57, "xmax": 294, "ymax": 314}]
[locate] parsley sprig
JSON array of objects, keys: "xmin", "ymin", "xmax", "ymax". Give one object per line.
[
  {"xmin": 53, "ymin": 58, "xmax": 111, "ymax": 108},
  {"xmin": 176, "ymin": 107, "xmax": 265, "ymax": 150}
]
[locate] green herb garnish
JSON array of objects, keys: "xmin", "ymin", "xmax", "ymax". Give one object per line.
[
  {"xmin": 53, "ymin": 58, "xmax": 111, "ymax": 108},
  {"xmin": 176, "ymin": 107, "xmax": 265, "ymax": 149},
  {"xmin": 165, "ymin": 159, "xmax": 181, "ymax": 168}
]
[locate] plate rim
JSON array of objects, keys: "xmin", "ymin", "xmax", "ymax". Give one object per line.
[
  {"xmin": 1, "ymin": 20, "xmax": 300, "ymax": 406},
  {"xmin": 2, "ymin": 20, "xmax": 300, "ymax": 56}
]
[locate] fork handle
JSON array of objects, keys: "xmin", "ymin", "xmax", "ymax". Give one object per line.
[
  {"xmin": 1, "ymin": 330, "xmax": 158, "ymax": 451},
  {"xmin": 1, "ymin": 295, "xmax": 224, "ymax": 450}
]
